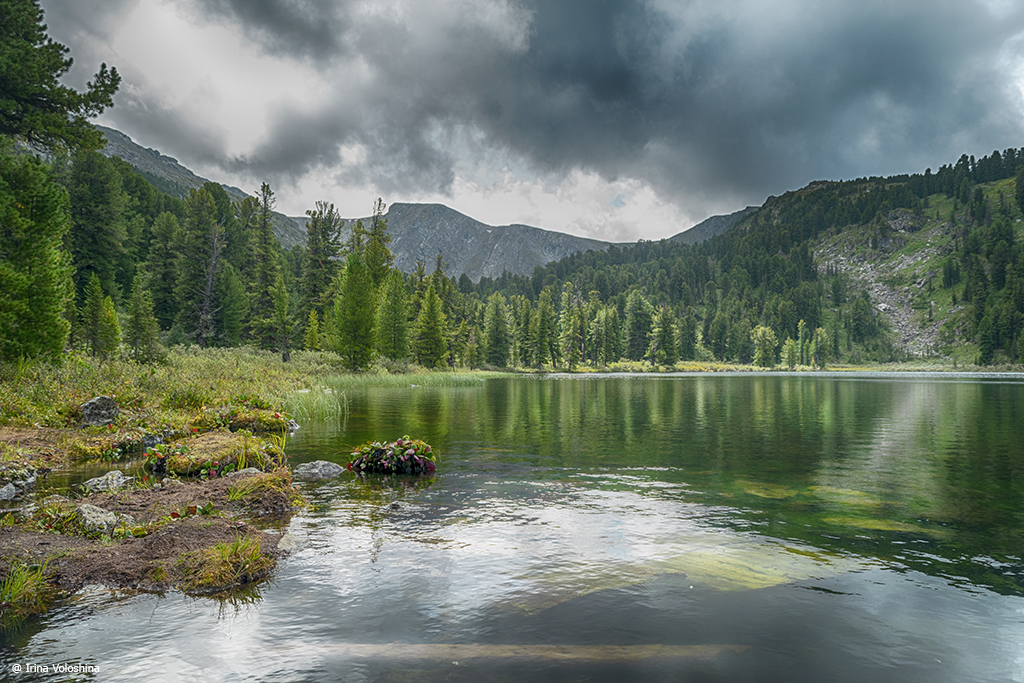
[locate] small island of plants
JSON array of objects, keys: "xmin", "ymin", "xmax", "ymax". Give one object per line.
[{"xmin": 348, "ymin": 436, "xmax": 436, "ymax": 475}]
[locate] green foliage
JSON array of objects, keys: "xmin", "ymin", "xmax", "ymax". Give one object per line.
[
  {"xmin": 348, "ymin": 436, "xmax": 436, "ymax": 475},
  {"xmin": 0, "ymin": 150, "xmax": 72, "ymax": 360},
  {"xmin": 67, "ymin": 150, "xmax": 128, "ymax": 300},
  {"xmin": 376, "ymin": 270, "xmax": 409, "ymax": 361},
  {"xmin": 484, "ymin": 292, "xmax": 511, "ymax": 367},
  {"xmin": 412, "ymin": 284, "xmax": 448, "ymax": 368},
  {"xmin": 247, "ymin": 183, "xmax": 282, "ymax": 349},
  {"xmin": 304, "ymin": 309, "xmax": 321, "ymax": 351},
  {"xmin": 751, "ymin": 325, "xmax": 778, "ymax": 368},
  {"xmin": 271, "ymin": 271, "xmax": 292, "ymax": 362},
  {"xmin": 363, "ymin": 198, "xmax": 394, "ymax": 288},
  {"xmin": 782, "ymin": 337, "xmax": 798, "ymax": 369},
  {"xmin": 0, "ymin": 561, "xmax": 53, "ymax": 622},
  {"xmin": 0, "ymin": 0, "xmax": 120, "ymax": 152},
  {"xmin": 649, "ymin": 305, "xmax": 679, "ymax": 365},
  {"xmin": 333, "ymin": 252, "xmax": 376, "ymax": 369},
  {"xmin": 623, "ymin": 290, "xmax": 654, "ymax": 361},
  {"xmin": 175, "ymin": 188, "xmax": 223, "ymax": 347},
  {"xmin": 301, "ymin": 200, "xmax": 344, "ymax": 320}
]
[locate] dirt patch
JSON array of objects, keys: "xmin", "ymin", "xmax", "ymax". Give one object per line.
[
  {"xmin": 0, "ymin": 426, "xmax": 68, "ymax": 468},
  {"xmin": 0, "ymin": 473, "xmax": 300, "ymax": 597}
]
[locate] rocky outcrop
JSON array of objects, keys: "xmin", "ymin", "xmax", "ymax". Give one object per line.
[{"xmin": 75, "ymin": 503, "xmax": 134, "ymax": 537}]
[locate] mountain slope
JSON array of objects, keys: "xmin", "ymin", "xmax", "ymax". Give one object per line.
[
  {"xmin": 668, "ymin": 206, "xmax": 759, "ymax": 244},
  {"xmin": 338, "ymin": 203, "xmax": 621, "ymax": 281},
  {"xmin": 96, "ymin": 126, "xmax": 306, "ymax": 249}
]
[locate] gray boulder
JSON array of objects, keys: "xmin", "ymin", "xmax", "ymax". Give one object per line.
[
  {"xmin": 83, "ymin": 470, "xmax": 132, "ymax": 493},
  {"xmin": 227, "ymin": 467, "xmax": 262, "ymax": 478},
  {"xmin": 293, "ymin": 460, "xmax": 345, "ymax": 481},
  {"xmin": 76, "ymin": 503, "xmax": 134, "ymax": 536},
  {"xmin": 0, "ymin": 483, "xmax": 17, "ymax": 501},
  {"xmin": 81, "ymin": 396, "xmax": 119, "ymax": 427}
]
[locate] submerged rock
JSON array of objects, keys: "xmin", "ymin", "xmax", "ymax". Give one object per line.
[
  {"xmin": 293, "ymin": 460, "xmax": 345, "ymax": 481},
  {"xmin": 80, "ymin": 396, "xmax": 119, "ymax": 427},
  {"xmin": 83, "ymin": 470, "xmax": 132, "ymax": 493},
  {"xmin": 0, "ymin": 483, "xmax": 17, "ymax": 501}
]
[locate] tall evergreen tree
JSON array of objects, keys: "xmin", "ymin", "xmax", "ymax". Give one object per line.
[
  {"xmin": 376, "ymin": 269, "xmax": 409, "ymax": 361},
  {"xmin": 271, "ymin": 272, "xmax": 293, "ymax": 362},
  {"xmin": 333, "ymin": 252, "xmax": 375, "ymax": 369},
  {"xmin": 125, "ymin": 274, "xmax": 162, "ymax": 362},
  {"xmin": 247, "ymin": 182, "xmax": 282, "ymax": 348},
  {"xmin": 0, "ymin": 149, "xmax": 73, "ymax": 360},
  {"xmin": 67, "ymin": 150, "xmax": 127, "ymax": 301},
  {"xmin": 623, "ymin": 290, "xmax": 654, "ymax": 361},
  {"xmin": 364, "ymin": 198, "xmax": 394, "ymax": 288},
  {"xmin": 751, "ymin": 325, "xmax": 778, "ymax": 368},
  {"xmin": 174, "ymin": 188, "xmax": 222, "ymax": 347},
  {"xmin": 301, "ymin": 200, "xmax": 344, "ymax": 320},
  {"xmin": 413, "ymin": 283, "xmax": 448, "ymax": 368},
  {"xmin": 215, "ymin": 263, "xmax": 248, "ymax": 346},
  {"xmin": 558, "ymin": 282, "xmax": 582, "ymax": 370},
  {"xmin": 80, "ymin": 272, "xmax": 104, "ymax": 356},
  {"xmin": 649, "ymin": 305, "xmax": 678, "ymax": 365},
  {"xmin": 484, "ymin": 292, "xmax": 511, "ymax": 367},
  {"xmin": 144, "ymin": 211, "xmax": 180, "ymax": 329},
  {"xmin": 0, "ymin": 0, "xmax": 120, "ymax": 152}
]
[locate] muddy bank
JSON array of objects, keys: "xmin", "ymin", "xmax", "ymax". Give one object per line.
[{"xmin": 0, "ymin": 469, "xmax": 302, "ymax": 604}]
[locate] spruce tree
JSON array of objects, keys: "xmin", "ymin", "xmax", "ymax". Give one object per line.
[
  {"xmin": 174, "ymin": 188, "xmax": 223, "ymax": 347},
  {"xmin": 126, "ymin": 274, "xmax": 162, "ymax": 362},
  {"xmin": 484, "ymin": 292, "xmax": 511, "ymax": 367},
  {"xmin": 302, "ymin": 200, "xmax": 344, "ymax": 320},
  {"xmin": 333, "ymin": 252, "xmax": 375, "ymax": 369},
  {"xmin": 413, "ymin": 284, "xmax": 448, "ymax": 368},
  {"xmin": 376, "ymin": 270, "xmax": 409, "ymax": 361},
  {"xmin": 751, "ymin": 325, "xmax": 778, "ymax": 368},
  {"xmin": 0, "ymin": 150, "xmax": 73, "ymax": 360},
  {"xmin": 558, "ymin": 283, "xmax": 582, "ymax": 370},
  {"xmin": 97, "ymin": 295, "xmax": 121, "ymax": 360},
  {"xmin": 623, "ymin": 290, "xmax": 654, "ymax": 361},
  {"xmin": 364, "ymin": 198, "xmax": 394, "ymax": 288},
  {"xmin": 67, "ymin": 150, "xmax": 128, "ymax": 301},
  {"xmin": 304, "ymin": 309, "xmax": 321, "ymax": 351},
  {"xmin": 144, "ymin": 212, "xmax": 180, "ymax": 329},
  {"xmin": 649, "ymin": 305, "xmax": 678, "ymax": 365},
  {"xmin": 216, "ymin": 263, "xmax": 248, "ymax": 346},
  {"xmin": 247, "ymin": 183, "xmax": 282, "ymax": 348},
  {"xmin": 271, "ymin": 272, "xmax": 292, "ymax": 362},
  {"xmin": 80, "ymin": 272, "xmax": 105, "ymax": 356}
]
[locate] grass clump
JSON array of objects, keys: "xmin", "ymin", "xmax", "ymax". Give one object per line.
[
  {"xmin": 175, "ymin": 534, "xmax": 274, "ymax": 594},
  {"xmin": 0, "ymin": 561, "xmax": 54, "ymax": 621}
]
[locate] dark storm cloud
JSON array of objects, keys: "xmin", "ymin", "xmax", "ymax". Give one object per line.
[
  {"xmin": 43, "ymin": 0, "xmax": 1024, "ymax": 216},
  {"xmin": 208, "ymin": 0, "xmax": 1024, "ymax": 213},
  {"xmin": 189, "ymin": 0, "xmax": 354, "ymax": 63}
]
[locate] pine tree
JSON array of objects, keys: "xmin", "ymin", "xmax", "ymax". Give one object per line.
[
  {"xmin": 174, "ymin": 188, "xmax": 223, "ymax": 347},
  {"xmin": 413, "ymin": 284, "xmax": 448, "ymax": 368},
  {"xmin": 333, "ymin": 252, "xmax": 375, "ymax": 369},
  {"xmin": 144, "ymin": 212, "xmax": 180, "ymax": 329},
  {"xmin": 126, "ymin": 274, "xmax": 162, "ymax": 362},
  {"xmin": 301, "ymin": 200, "xmax": 344, "ymax": 320},
  {"xmin": 376, "ymin": 270, "xmax": 409, "ymax": 361},
  {"xmin": 751, "ymin": 325, "xmax": 778, "ymax": 368},
  {"xmin": 0, "ymin": 150, "xmax": 73, "ymax": 360},
  {"xmin": 304, "ymin": 309, "xmax": 321, "ymax": 351},
  {"xmin": 623, "ymin": 290, "xmax": 654, "ymax": 361},
  {"xmin": 0, "ymin": 0, "xmax": 120, "ymax": 152},
  {"xmin": 248, "ymin": 183, "xmax": 282, "ymax": 348},
  {"xmin": 364, "ymin": 198, "xmax": 394, "ymax": 288},
  {"xmin": 271, "ymin": 272, "xmax": 293, "ymax": 362},
  {"xmin": 67, "ymin": 150, "xmax": 128, "ymax": 301},
  {"xmin": 649, "ymin": 305, "xmax": 678, "ymax": 365},
  {"xmin": 484, "ymin": 292, "xmax": 511, "ymax": 367}
]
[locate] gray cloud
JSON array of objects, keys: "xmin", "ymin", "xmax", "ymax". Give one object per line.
[{"xmin": 41, "ymin": 0, "xmax": 1024, "ymax": 219}]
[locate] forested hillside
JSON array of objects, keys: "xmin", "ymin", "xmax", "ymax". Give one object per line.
[{"xmin": 3, "ymin": 0, "xmax": 1023, "ymax": 370}]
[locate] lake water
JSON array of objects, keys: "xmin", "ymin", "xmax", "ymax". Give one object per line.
[{"xmin": 4, "ymin": 373, "xmax": 1024, "ymax": 682}]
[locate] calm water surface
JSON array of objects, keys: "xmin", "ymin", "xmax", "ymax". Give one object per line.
[{"xmin": 4, "ymin": 374, "xmax": 1024, "ymax": 682}]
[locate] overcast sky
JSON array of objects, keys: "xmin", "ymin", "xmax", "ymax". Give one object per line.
[{"xmin": 38, "ymin": 0, "xmax": 1024, "ymax": 241}]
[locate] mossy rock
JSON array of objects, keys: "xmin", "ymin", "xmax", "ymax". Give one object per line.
[
  {"xmin": 156, "ymin": 431, "xmax": 285, "ymax": 477},
  {"xmin": 190, "ymin": 408, "xmax": 289, "ymax": 433}
]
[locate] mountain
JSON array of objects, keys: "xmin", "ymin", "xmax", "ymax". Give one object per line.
[
  {"xmin": 331, "ymin": 203, "xmax": 624, "ymax": 282},
  {"xmin": 95, "ymin": 125, "xmax": 306, "ymax": 249},
  {"xmin": 97, "ymin": 125, "xmax": 750, "ymax": 281},
  {"xmin": 667, "ymin": 206, "xmax": 759, "ymax": 244}
]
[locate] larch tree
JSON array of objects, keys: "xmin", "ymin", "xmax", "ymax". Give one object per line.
[{"xmin": 376, "ymin": 269, "xmax": 409, "ymax": 361}]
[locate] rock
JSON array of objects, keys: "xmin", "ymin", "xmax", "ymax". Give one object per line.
[
  {"xmin": 76, "ymin": 503, "xmax": 134, "ymax": 536},
  {"xmin": 83, "ymin": 470, "xmax": 132, "ymax": 493},
  {"xmin": 227, "ymin": 467, "xmax": 262, "ymax": 478},
  {"xmin": 0, "ymin": 483, "xmax": 17, "ymax": 501},
  {"xmin": 161, "ymin": 478, "xmax": 184, "ymax": 488},
  {"xmin": 81, "ymin": 396, "xmax": 119, "ymax": 427},
  {"xmin": 276, "ymin": 533, "xmax": 299, "ymax": 552},
  {"xmin": 293, "ymin": 460, "xmax": 345, "ymax": 481}
]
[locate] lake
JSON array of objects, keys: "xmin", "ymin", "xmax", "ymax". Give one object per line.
[{"xmin": 3, "ymin": 373, "xmax": 1024, "ymax": 682}]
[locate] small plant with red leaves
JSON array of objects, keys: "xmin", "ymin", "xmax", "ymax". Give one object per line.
[{"xmin": 347, "ymin": 436, "xmax": 436, "ymax": 475}]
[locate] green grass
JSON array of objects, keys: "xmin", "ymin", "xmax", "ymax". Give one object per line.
[
  {"xmin": 175, "ymin": 535, "xmax": 274, "ymax": 594},
  {"xmin": 0, "ymin": 562, "xmax": 53, "ymax": 621}
]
